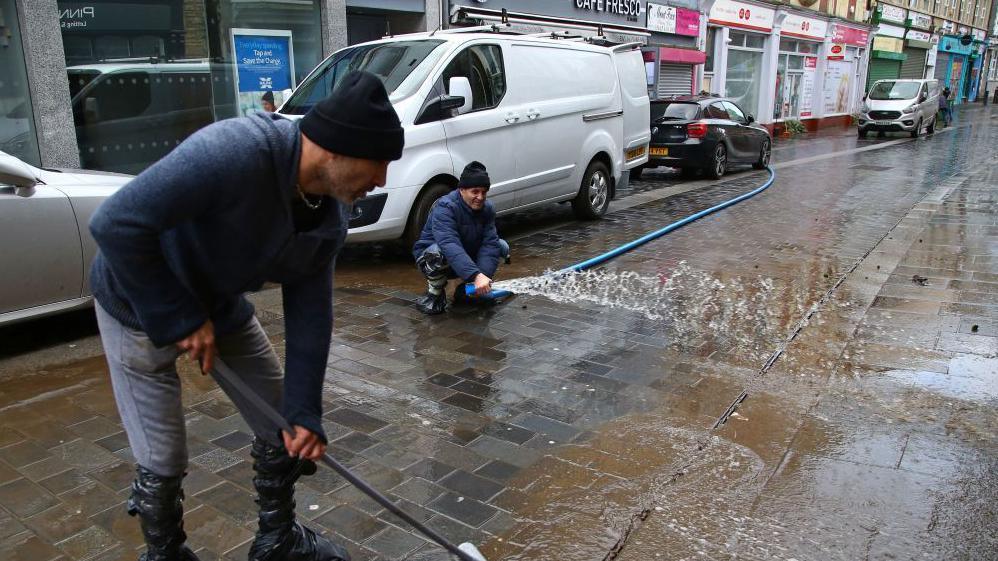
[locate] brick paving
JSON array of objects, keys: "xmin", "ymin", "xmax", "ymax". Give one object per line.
[{"xmin": 1, "ymin": 107, "xmax": 997, "ymax": 561}]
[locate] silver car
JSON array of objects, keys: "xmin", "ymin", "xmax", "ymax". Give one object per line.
[
  {"xmin": 0, "ymin": 151, "xmax": 131, "ymax": 325},
  {"xmin": 856, "ymin": 79, "xmax": 940, "ymax": 138}
]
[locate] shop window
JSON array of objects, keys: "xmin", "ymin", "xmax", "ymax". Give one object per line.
[
  {"xmin": 63, "ymin": 36, "xmax": 94, "ymax": 65},
  {"xmin": 0, "ymin": 0, "xmax": 40, "ymax": 165},
  {"xmin": 725, "ymin": 48, "xmax": 764, "ymax": 118},
  {"xmin": 132, "ymin": 36, "xmax": 165, "ymax": 59},
  {"xmin": 745, "ymin": 34, "xmax": 766, "ymax": 49},
  {"xmin": 704, "ymin": 28, "xmax": 716, "ymax": 72},
  {"xmin": 95, "ymin": 36, "xmax": 131, "ymax": 60},
  {"xmin": 779, "ymin": 38, "xmax": 797, "ymax": 52},
  {"xmin": 443, "ymin": 45, "xmax": 506, "ymax": 111}
]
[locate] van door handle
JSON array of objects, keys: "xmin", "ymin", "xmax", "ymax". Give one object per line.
[
  {"xmin": 526, "ymin": 109, "xmax": 540, "ymax": 120},
  {"xmin": 504, "ymin": 112, "xmax": 520, "ymax": 123}
]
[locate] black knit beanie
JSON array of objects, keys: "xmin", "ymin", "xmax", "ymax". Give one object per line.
[
  {"xmin": 300, "ymin": 70, "xmax": 404, "ymax": 161},
  {"xmin": 457, "ymin": 161, "xmax": 490, "ymax": 190}
]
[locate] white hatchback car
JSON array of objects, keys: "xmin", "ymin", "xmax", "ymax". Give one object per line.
[{"xmin": 0, "ymin": 150, "xmax": 131, "ymax": 326}]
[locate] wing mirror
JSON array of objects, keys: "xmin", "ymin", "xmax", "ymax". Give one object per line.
[
  {"xmin": 414, "ymin": 94, "xmax": 467, "ymax": 125},
  {"xmin": 746, "ymin": 114, "xmax": 755, "ymax": 123},
  {"xmin": 0, "ymin": 151, "xmax": 39, "ymax": 197},
  {"xmin": 448, "ymin": 77, "xmax": 473, "ymax": 115}
]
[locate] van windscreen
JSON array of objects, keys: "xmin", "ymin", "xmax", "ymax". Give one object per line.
[
  {"xmin": 868, "ymin": 81, "xmax": 920, "ymax": 100},
  {"xmin": 281, "ymin": 40, "xmax": 446, "ymax": 115}
]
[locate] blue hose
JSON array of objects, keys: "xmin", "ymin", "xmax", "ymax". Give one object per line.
[{"xmin": 478, "ymin": 166, "xmax": 776, "ymax": 300}]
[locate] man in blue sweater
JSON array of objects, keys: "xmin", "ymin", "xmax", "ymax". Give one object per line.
[
  {"xmin": 412, "ymin": 161, "xmax": 509, "ymax": 314},
  {"xmin": 89, "ymin": 71, "xmax": 403, "ymax": 561}
]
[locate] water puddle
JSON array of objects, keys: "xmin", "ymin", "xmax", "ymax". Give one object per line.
[{"xmin": 885, "ymin": 354, "xmax": 998, "ymax": 403}]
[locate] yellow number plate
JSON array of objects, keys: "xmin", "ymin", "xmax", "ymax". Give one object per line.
[
  {"xmin": 649, "ymin": 147, "xmax": 669, "ymax": 156},
  {"xmin": 625, "ymin": 145, "xmax": 647, "ymax": 161}
]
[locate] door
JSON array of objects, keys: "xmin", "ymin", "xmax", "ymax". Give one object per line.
[
  {"xmin": 658, "ymin": 63, "xmax": 694, "ymax": 97},
  {"xmin": 439, "ymin": 43, "xmax": 517, "ymax": 211},
  {"xmin": 703, "ymin": 102, "xmax": 744, "ymax": 159},
  {"xmin": 507, "ymin": 44, "xmax": 616, "ymax": 206},
  {"xmin": 722, "ymin": 101, "xmax": 758, "ymax": 161},
  {"xmin": 0, "ymin": 182, "xmax": 83, "ymax": 314},
  {"xmin": 900, "ymin": 48, "xmax": 926, "ymax": 79}
]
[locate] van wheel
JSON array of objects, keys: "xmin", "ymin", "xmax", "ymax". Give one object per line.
[
  {"xmin": 572, "ymin": 160, "xmax": 611, "ymax": 219},
  {"xmin": 910, "ymin": 119, "xmax": 922, "ymax": 138},
  {"xmin": 704, "ymin": 143, "xmax": 726, "ymax": 179},
  {"xmin": 927, "ymin": 116, "xmax": 936, "ymax": 134},
  {"xmin": 403, "ymin": 183, "xmax": 451, "ymax": 248}
]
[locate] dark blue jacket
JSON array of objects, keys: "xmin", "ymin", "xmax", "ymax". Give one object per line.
[
  {"xmin": 89, "ymin": 113, "xmax": 348, "ymax": 442},
  {"xmin": 412, "ymin": 189, "xmax": 502, "ymax": 281}
]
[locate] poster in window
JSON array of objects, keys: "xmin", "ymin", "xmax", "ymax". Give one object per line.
[
  {"xmin": 231, "ymin": 29, "xmax": 296, "ymax": 116},
  {"xmin": 823, "ymin": 59, "xmax": 852, "ymax": 114},
  {"xmin": 800, "ymin": 56, "xmax": 817, "ymax": 117}
]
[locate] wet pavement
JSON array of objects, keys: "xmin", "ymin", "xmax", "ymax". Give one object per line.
[{"xmin": 2, "ymin": 105, "xmax": 997, "ymax": 561}]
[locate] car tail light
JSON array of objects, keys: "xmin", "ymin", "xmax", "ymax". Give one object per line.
[{"xmin": 686, "ymin": 122, "xmax": 708, "ymax": 138}]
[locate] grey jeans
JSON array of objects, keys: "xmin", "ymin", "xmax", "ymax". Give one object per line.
[{"xmin": 95, "ymin": 303, "xmax": 285, "ymax": 477}]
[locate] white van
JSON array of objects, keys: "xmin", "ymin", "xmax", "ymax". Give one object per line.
[
  {"xmin": 279, "ymin": 27, "xmax": 650, "ymax": 244},
  {"xmin": 857, "ymin": 79, "xmax": 940, "ymax": 138}
]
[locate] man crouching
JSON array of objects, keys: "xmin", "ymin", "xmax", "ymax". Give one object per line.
[{"xmin": 412, "ymin": 161, "xmax": 509, "ymax": 314}]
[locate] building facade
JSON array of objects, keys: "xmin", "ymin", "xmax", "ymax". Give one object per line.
[{"xmin": 1, "ymin": 0, "xmax": 435, "ymax": 170}]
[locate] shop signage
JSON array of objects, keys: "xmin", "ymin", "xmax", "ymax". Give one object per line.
[
  {"xmin": 646, "ymin": 3, "xmax": 699, "ymax": 36},
  {"xmin": 231, "ymin": 29, "xmax": 295, "ymax": 115},
  {"xmin": 800, "ymin": 56, "xmax": 817, "ymax": 117},
  {"xmin": 906, "ymin": 29, "xmax": 932, "ymax": 43},
  {"xmin": 823, "ymin": 58, "xmax": 853, "ymax": 114},
  {"xmin": 872, "ymin": 35, "xmax": 904, "ymax": 53},
  {"xmin": 940, "ymin": 21, "xmax": 954, "ymax": 33},
  {"xmin": 876, "ymin": 23, "xmax": 906, "ymax": 39},
  {"xmin": 875, "ymin": 4, "xmax": 906, "ymax": 25},
  {"xmin": 781, "ymin": 13, "xmax": 828, "ymax": 40},
  {"xmin": 57, "ymin": 2, "xmax": 172, "ymax": 32},
  {"xmin": 908, "ymin": 12, "xmax": 932, "ymax": 30},
  {"xmin": 573, "ymin": 0, "xmax": 643, "ymax": 18},
  {"xmin": 972, "ymin": 29, "xmax": 986, "ymax": 41},
  {"xmin": 831, "ymin": 24, "xmax": 869, "ymax": 46},
  {"xmin": 709, "ymin": 0, "xmax": 775, "ymax": 32},
  {"xmin": 828, "ymin": 43, "xmax": 845, "ymax": 60}
]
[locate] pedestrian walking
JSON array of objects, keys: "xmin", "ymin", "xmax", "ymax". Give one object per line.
[
  {"xmin": 88, "ymin": 70, "xmax": 404, "ymax": 561},
  {"xmin": 412, "ymin": 161, "xmax": 510, "ymax": 314}
]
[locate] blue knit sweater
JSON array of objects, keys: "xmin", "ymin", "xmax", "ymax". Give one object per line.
[{"xmin": 89, "ymin": 113, "xmax": 348, "ymax": 442}]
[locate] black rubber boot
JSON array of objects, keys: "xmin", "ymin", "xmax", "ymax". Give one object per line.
[
  {"xmin": 248, "ymin": 439, "xmax": 350, "ymax": 561},
  {"xmin": 127, "ymin": 466, "xmax": 200, "ymax": 561},
  {"xmin": 415, "ymin": 290, "xmax": 447, "ymax": 315}
]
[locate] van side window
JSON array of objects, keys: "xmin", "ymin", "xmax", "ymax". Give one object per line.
[{"xmin": 442, "ymin": 45, "xmax": 506, "ymax": 111}]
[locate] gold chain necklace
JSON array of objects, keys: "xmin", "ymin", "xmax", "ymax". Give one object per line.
[{"xmin": 296, "ymin": 185, "xmax": 322, "ymax": 210}]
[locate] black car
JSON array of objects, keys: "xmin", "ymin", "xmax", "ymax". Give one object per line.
[{"xmin": 635, "ymin": 96, "xmax": 771, "ymax": 180}]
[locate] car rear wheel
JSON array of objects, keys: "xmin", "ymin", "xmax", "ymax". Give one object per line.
[
  {"xmin": 403, "ymin": 182, "xmax": 451, "ymax": 248},
  {"xmin": 752, "ymin": 139, "xmax": 771, "ymax": 170},
  {"xmin": 704, "ymin": 143, "xmax": 727, "ymax": 179},
  {"xmin": 572, "ymin": 160, "xmax": 611, "ymax": 219}
]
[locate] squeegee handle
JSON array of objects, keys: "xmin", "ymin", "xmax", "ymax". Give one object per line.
[{"xmin": 213, "ymin": 360, "xmax": 482, "ymax": 561}]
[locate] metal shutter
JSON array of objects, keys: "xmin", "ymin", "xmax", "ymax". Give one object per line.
[
  {"xmin": 934, "ymin": 54, "xmax": 949, "ymax": 80},
  {"xmin": 867, "ymin": 59, "xmax": 901, "ymax": 90},
  {"xmin": 658, "ymin": 63, "xmax": 693, "ymax": 97},
  {"xmin": 900, "ymin": 47, "xmax": 926, "ymax": 78}
]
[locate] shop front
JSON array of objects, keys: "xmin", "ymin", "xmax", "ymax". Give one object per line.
[
  {"xmin": 824, "ymin": 23, "xmax": 869, "ymax": 124},
  {"xmin": 645, "ymin": 1, "xmax": 704, "ymax": 97},
  {"xmin": 772, "ymin": 12, "xmax": 827, "ymax": 123},
  {"xmin": 900, "ymin": 12, "xmax": 933, "ymax": 79},
  {"xmin": 706, "ymin": 0, "xmax": 777, "ymax": 121},
  {"xmin": 346, "ymin": 0, "xmax": 428, "ymax": 45},
  {"xmin": 936, "ymin": 34, "xmax": 975, "ymax": 103},
  {"xmin": 447, "ymin": 1, "xmax": 704, "ymax": 99}
]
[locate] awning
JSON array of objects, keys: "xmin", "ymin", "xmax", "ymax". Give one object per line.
[{"xmin": 658, "ymin": 47, "xmax": 706, "ymax": 64}]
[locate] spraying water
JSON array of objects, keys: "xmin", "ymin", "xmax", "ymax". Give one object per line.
[{"xmin": 493, "ymin": 261, "xmax": 793, "ymax": 361}]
